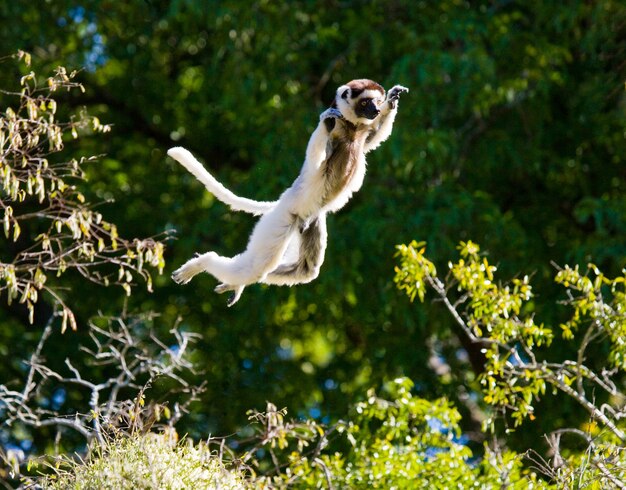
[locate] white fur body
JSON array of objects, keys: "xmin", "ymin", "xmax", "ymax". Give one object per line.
[{"xmin": 168, "ymin": 80, "xmax": 407, "ymax": 305}]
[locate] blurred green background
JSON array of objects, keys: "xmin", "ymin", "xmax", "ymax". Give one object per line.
[{"xmin": 1, "ymin": 0, "xmax": 624, "ymax": 456}]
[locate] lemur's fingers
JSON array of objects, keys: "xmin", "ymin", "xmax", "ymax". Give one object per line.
[
  {"xmin": 388, "ymin": 85, "xmax": 409, "ymax": 101},
  {"xmin": 386, "ymin": 85, "xmax": 408, "ymax": 109},
  {"xmin": 226, "ymin": 286, "xmax": 245, "ymax": 307},
  {"xmin": 214, "ymin": 283, "xmax": 233, "ymax": 294},
  {"xmin": 214, "ymin": 283, "xmax": 243, "ymax": 305},
  {"xmin": 320, "ymin": 107, "xmax": 344, "ymax": 121},
  {"xmin": 320, "ymin": 108, "xmax": 344, "ymax": 132},
  {"xmin": 172, "ymin": 265, "xmax": 196, "ymax": 284}
]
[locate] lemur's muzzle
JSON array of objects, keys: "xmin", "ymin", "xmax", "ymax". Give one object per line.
[
  {"xmin": 356, "ymin": 99, "xmax": 381, "ymax": 120},
  {"xmin": 366, "ymin": 108, "xmax": 381, "ymax": 119}
]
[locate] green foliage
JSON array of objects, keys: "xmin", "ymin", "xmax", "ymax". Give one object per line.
[
  {"xmin": 394, "ymin": 240, "xmax": 436, "ymax": 302},
  {"xmin": 555, "ymin": 263, "xmax": 626, "ymax": 369},
  {"xmin": 302, "ymin": 378, "xmax": 546, "ymax": 489},
  {"xmin": 449, "ymin": 241, "xmax": 543, "ymax": 342},
  {"xmin": 35, "ymin": 379, "xmax": 549, "ymax": 489},
  {"xmin": 395, "ymin": 240, "xmax": 626, "ymax": 487}
]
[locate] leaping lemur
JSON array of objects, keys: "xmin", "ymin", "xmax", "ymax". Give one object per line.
[{"xmin": 168, "ymin": 79, "xmax": 408, "ymax": 306}]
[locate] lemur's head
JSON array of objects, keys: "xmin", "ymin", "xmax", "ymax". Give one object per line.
[{"xmin": 332, "ymin": 79, "xmax": 385, "ymax": 125}]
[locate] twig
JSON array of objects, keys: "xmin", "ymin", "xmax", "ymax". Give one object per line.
[
  {"xmin": 21, "ymin": 316, "xmax": 54, "ymax": 402},
  {"xmin": 548, "ymin": 371, "xmax": 625, "ymax": 442},
  {"xmin": 576, "ymin": 323, "xmax": 598, "ymax": 396},
  {"xmin": 314, "ymin": 458, "xmax": 334, "ymax": 490}
]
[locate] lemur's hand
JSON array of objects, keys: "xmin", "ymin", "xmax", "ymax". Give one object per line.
[
  {"xmin": 320, "ymin": 108, "xmax": 344, "ymax": 121},
  {"xmin": 387, "ymin": 85, "xmax": 409, "ymax": 109},
  {"xmin": 320, "ymin": 107, "xmax": 344, "ymax": 132}
]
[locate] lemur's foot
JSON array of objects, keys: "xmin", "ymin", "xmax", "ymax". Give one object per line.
[
  {"xmin": 214, "ymin": 283, "xmax": 232, "ymax": 294},
  {"xmin": 172, "ymin": 264, "xmax": 199, "ymax": 284},
  {"xmin": 227, "ymin": 286, "xmax": 244, "ymax": 307},
  {"xmin": 215, "ymin": 283, "xmax": 244, "ymax": 306}
]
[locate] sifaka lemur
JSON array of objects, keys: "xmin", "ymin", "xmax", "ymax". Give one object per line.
[{"xmin": 168, "ymin": 79, "xmax": 408, "ymax": 305}]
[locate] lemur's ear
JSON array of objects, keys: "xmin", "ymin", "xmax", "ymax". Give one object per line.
[{"xmin": 337, "ymin": 85, "xmax": 350, "ymax": 100}]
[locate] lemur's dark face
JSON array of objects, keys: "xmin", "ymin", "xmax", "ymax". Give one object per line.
[{"xmin": 354, "ymin": 97, "xmax": 381, "ymax": 120}]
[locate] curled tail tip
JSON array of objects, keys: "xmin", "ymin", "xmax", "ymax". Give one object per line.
[{"xmin": 167, "ymin": 146, "xmax": 189, "ymax": 159}]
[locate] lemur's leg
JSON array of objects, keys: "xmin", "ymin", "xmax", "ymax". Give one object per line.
[
  {"xmin": 262, "ymin": 214, "xmax": 328, "ymax": 286},
  {"xmin": 172, "ymin": 204, "xmax": 298, "ymax": 305},
  {"xmin": 364, "ymin": 85, "xmax": 408, "ymax": 153}
]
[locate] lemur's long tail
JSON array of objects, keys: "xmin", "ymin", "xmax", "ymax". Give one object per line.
[{"xmin": 167, "ymin": 147, "xmax": 277, "ymax": 216}]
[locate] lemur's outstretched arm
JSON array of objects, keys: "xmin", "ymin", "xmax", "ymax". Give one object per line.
[{"xmin": 364, "ymin": 85, "xmax": 409, "ymax": 153}]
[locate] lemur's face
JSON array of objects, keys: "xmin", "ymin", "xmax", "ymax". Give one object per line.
[
  {"xmin": 334, "ymin": 79, "xmax": 385, "ymax": 125},
  {"xmin": 354, "ymin": 93, "xmax": 383, "ymax": 120}
]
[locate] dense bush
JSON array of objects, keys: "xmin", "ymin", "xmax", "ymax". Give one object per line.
[{"xmin": 42, "ymin": 433, "xmax": 245, "ymax": 490}]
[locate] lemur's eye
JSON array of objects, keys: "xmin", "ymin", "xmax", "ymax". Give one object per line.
[{"xmin": 360, "ymin": 100, "xmax": 368, "ymax": 106}]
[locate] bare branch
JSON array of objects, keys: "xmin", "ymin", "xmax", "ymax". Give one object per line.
[
  {"xmin": 0, "ymin": 311, "xmax": 203, "ymax": 454},
  {"xmin": 21, "ymin": 316, "xmax": 54, "ymax": 401}
]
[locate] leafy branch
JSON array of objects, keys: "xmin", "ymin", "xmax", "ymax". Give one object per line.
[
  {"xmin": 0, "ymin": 51, "xmax": 167, "ymax": 330},
  {"xmin": 395, "ymin": 240, "xmax": 626, "ymax": 485}
]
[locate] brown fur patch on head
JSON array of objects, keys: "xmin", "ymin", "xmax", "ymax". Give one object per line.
[{"xmin": 346, "ymin": 79, "xmax": 384, "ymax": 98}]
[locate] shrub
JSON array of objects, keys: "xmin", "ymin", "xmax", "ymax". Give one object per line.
[{"xmin": 41, "ymin": 432, "xmax": 245, "ymax": 490}]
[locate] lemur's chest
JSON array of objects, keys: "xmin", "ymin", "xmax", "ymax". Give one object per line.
[{"xmin": 322, "ymin": 128, "xmax": 368, "ymax": 204}]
